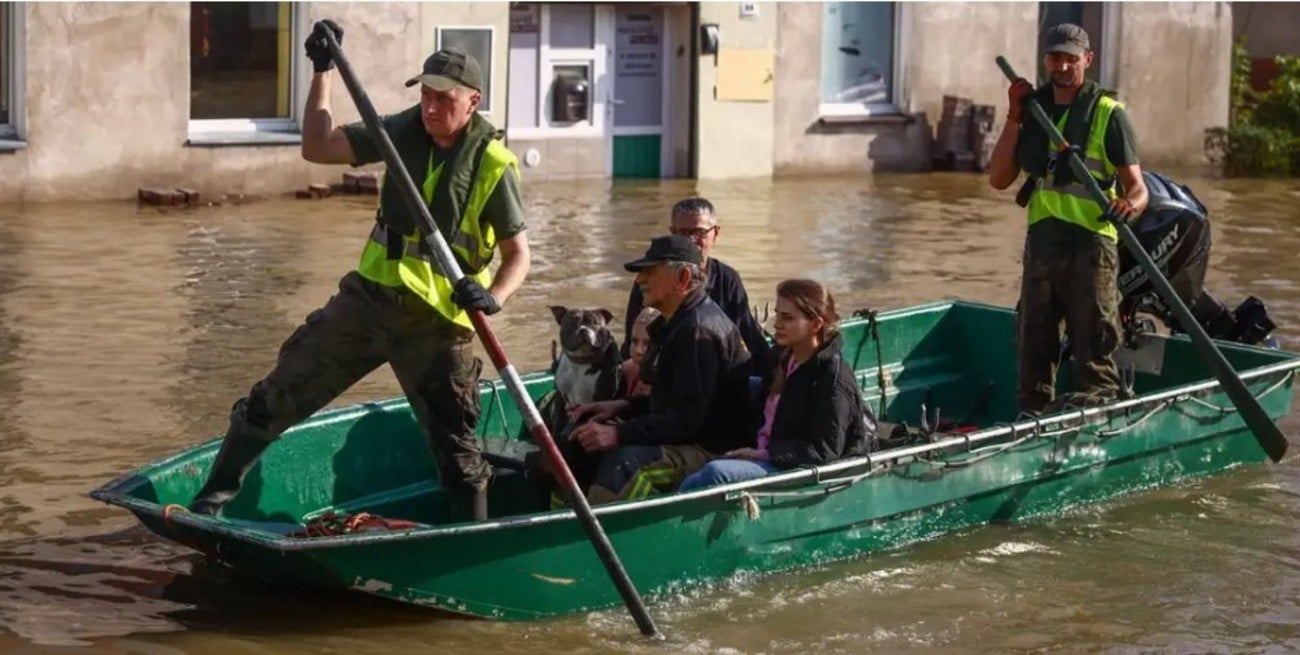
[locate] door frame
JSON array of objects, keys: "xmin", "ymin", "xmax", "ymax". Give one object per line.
[{"xmin": 608, "ymin": 4, "xmax": 675, "ymax": 177}]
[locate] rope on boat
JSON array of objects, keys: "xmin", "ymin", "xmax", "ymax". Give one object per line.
[
  {"xmin": 739, "ymin": 461, "xmax": 889, "ymax": 500},
  {"xmin": 851, "ymin": 308, "xmax": 888, "ymax": 421},
  {"xmin": 489, "ymin": 383, "xmax": 512, "ymax": 435},
  {"xmin": 1037, "ymin": 406, "xmax": 1100, "ymax": 438},
  {"xmin": 1180, "ymin": 370, "xmax": 1295, "ymax": 415},
  {"xmin": 731, "ymin": 369, "xmax": 1294, "ymax": 501},
  {"xmin": 918, "ymin": 429, "xmax": 1040, "ymax": 469},
  {"xmin": 291, "ymin": 511, "xmax": 421, "ymax": 538},
  {"xmin": 1096, "ymin": 399, "xmax": 1174, "ymax": 438},
  {"xmin": 162, "ymin": 503, "xmax": 188, "ymax": 527}
]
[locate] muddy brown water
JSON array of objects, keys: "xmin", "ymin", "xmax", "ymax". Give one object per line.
[{"xmin": 2, "ymin": 172, "xmax": 1300, "ymax": 653}]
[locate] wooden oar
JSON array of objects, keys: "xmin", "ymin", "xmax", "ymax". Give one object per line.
[
  {"xmin": 995, "ymin": 56, "xmax": 1289, "ymax": 463},
  {"xmin": 323, "ymin": 31, "xmax": 664, "ymax": 639}
]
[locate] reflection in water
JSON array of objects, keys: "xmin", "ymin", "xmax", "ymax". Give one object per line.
[
  {"xmin": 0, "ymin": 173, "xmax": 1298, "ymax": 651},
  {"xmin": 166, "ymin": 210, "xmax": 311, "ymax": 441},
  {"xmin": 0, "ymin": 220, "xmax": 33, "ymax": 539}
]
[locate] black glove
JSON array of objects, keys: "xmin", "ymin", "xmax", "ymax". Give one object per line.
[
  {"xmin": 452, "ymin": 278, "xmax": 501, "ymax": 315},
  {"xmin": 304, "ymin": 19, "xmax": 344, "ymax": 73}
]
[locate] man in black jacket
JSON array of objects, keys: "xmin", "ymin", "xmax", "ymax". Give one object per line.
[
  {"xmin": 622, "ymin": 198, "xmax": 770, "ymax": 370},
  {"xmin": 571, "ymin": 235, "xmax": 754, "ymax": 503}
]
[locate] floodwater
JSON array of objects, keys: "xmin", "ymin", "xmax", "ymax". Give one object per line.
[{"xmin": 2, "ymin": 171, "xmax": 1300, "ymax": 653}]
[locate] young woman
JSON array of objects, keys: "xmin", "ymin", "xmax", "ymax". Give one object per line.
[
  {"xmin": 619, "ymin": 306, "xmax": 660, "ymax": 399},
  {"xmin": 678, "ymin": 279, "xmax": 877, "ymax": 490}
]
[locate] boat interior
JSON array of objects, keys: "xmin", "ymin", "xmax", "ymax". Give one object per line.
[{"xmin": 109, "ymin": 300, "xmax": 1296, "ymax": 530}]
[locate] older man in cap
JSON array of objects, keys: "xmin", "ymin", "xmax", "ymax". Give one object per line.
[
  {"xmin": 569, "ymin": 235, "xmax": 756, "ymax": 503},
  {"xmin": 186, "ymin": 20, "xmax": 530, "ymax": 523},
  {"xmin": 987, "ymin": 23, "xmax": 1148, "ymax": 414}
]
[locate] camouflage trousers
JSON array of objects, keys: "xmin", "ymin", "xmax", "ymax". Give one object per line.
[
  {"xmin": 229, "ymin": 271, "xmax": 489, "ymax": 494},
  {"xmin": 1016, "ymin": 233, "xmax": 1122, "ymax": 414}
]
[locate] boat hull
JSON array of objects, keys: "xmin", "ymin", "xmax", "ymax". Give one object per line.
[{"xmin": 91, "ymin": 300, "xmax": 1300, "ymax": 620}]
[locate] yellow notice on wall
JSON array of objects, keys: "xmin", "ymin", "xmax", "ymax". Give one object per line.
[{"xmin": 716, "ymin": 48, "xmax": 774, "ymax": 102}]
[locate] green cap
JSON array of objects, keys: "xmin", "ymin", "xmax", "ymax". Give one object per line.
[
  {"xmin": 1044, "ymin": 23, "xmax": 1090, "ymax": 56},
  {"xmin": 404, "ymin": 47, "xmax": 483, "ymax": 92}
]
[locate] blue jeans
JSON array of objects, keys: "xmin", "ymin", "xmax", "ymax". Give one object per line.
[{"xmin": 678, "ymin": 459, "xmax": 781, "ymax": 491}]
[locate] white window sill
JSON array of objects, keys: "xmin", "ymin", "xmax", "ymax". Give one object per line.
[
  {"xmin": 506, "ymin": 125, "xmax": 604, "ymax": 140},
  {"xmin": 816, "ymin": 103, "xmax": 912, "ymax": 126},
  {"xmin": 0, "ymin": 138, "xmax": 28, "ymax": 152},
  {"xmin": 186, "ymin": 131, "xmax": 303, "ymax": 147},
  {"xmin": 817, "ymin": 113, "xmax": 913, "ymax": 126}
]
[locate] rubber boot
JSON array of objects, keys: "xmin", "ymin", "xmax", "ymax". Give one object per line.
[
  {"xmin": 446, "ymin": 487, "xmax": 490, "ymax": 523},
  {"xmin": 188, "ymin": 430, "xmax": 272, "ymax": 516}
]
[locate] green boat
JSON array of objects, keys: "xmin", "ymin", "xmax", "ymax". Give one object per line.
[{"xmin": 89, "ymin": 299, "xmax": 1299, "ymax": 621}]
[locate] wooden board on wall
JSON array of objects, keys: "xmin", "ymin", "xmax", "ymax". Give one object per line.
[{"xmin": 716, "ymin": 48, "xmax": 774, "ymax": 102}]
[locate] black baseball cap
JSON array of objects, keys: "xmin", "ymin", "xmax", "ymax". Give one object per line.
[
  {"xmin": 1044, "ymin": 23, "xmax": 1090, "ymax": 56},
  {"xmin": 624, "ymin": 235, "xmax": 703, "ymax": 272},
  {"xmin": 404, "ymin": 47, "xmax": 483, "ymax": 92}
]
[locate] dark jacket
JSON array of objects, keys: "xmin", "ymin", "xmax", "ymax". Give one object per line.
[
  {"xmin": 760, "ymin": 332, "xmax": 878, "ymax": 469},
  {"xmin": 616, "ymin": 288, "xmax": 755, "ymax": 455},
  {"xmin": 622, "ymin": 257, "xmax": 771, "ymax": 371}
]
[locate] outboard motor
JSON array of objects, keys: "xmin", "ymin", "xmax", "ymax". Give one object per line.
[{"xmin": 1117, "ymin": 171, "xmax": 1278, "ymax": 348}]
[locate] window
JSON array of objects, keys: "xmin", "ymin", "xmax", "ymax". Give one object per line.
[
  {"xmin": 507, "ymin": 3, "xmax": 607, "ymax": 137},
  {"xmin": 820, "ymin": 1, "xmax": 897, "ymax": 116},
  {"xmin": 0, "ymin": 2, "xmax": 25, "ymax": 144},
  {"xmin": 1037, "ymin": 2, "xmax": 1107, "ymax": 85},
  {"xmin": 189, "ymin": 2, "xmax": 302, "ymax": 142},
  {"xmin": 552, "ymin": 63, "xmax": 591, "ymax": 122},
  {"xmin": 548, "ymin": 3, "xmax": 593, "ymax": 49},
  {"xmin": 436, "ymin": 27, "xmax": 495, "ymax": 113}
]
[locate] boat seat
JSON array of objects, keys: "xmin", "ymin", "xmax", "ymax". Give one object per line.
[
  {"xmin": 481, "ymin": 437, "xmax": 538, "ymax": 473},
  {"xmin": 484, "ymin": 451, "xmax": 527, "ymax": 472}
]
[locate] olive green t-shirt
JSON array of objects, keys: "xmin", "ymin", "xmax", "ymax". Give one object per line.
[
  {"xmin": 340, "ymin": 106, "xmax": 527, "ymax": 241},
  {"xmin": 1030, "ymin": 103, "xmax": 1140, "ymax": 244}
]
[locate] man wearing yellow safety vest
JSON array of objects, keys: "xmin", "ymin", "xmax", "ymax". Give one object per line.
[
  {"xmin": 187, "ymin": 20, "xmax": 530, "ymax": 522},
  {"xmin": 987, "ymin": 23, "xmax": 1149, "ymax": 414}
]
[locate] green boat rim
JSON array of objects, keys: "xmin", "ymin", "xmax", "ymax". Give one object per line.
[{"xmin": 90, "ymin": 347, "xmax": 1300, "ymax": 553}]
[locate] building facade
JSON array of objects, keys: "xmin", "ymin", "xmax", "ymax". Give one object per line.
[
  {"xmin": 1233, "ymin": 1, "xmax": 1300, "ymax": 92},
  {"xmin": 0, "ymin": 1, "xmax": 1244, "ymax": 203}
]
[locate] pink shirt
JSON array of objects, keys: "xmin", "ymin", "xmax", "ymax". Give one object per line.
[
  {"xmin": 756, "ymin": 356, "xmax": 800, "ymax": 452},
  {"xmin": 620, "ymin": 359, "xmax": 651, "ymax": 398}
]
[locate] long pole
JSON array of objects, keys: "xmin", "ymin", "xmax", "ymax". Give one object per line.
[
  {"xmin": 324, "ymin": 31, "xmax": 663, "ymax": 638},
  {"xmin": 995, "ymin": 56, "xmax": 1288, "ymax": 463}
]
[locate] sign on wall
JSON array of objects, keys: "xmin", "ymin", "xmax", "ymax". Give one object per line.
[
  {"xmin": 614, "ymin": 9, "xmax": 663, "ymax": 127},
  {"xmin": 510, "ymin": 3, "xmax": 539, "ymax": 34}
]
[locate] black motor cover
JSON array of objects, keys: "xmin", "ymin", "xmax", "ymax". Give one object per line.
[{"xmin": 1116, "ymin": 171, "xmax": 1276, "ymax": 346}]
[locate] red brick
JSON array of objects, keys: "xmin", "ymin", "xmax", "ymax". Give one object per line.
[
  {"xmin": 175, "ymin": 188, "xmax": 201, "ymax": 205},
  {"xmin": 342, "ymin": 172, "xmax": 364, "ymax": 192},
  {"xmin": 140, "ymin": 187, "xmax": 183, "ymax": 205},
  {"xmin": 356, "ymin": 173, "xmax": 380, "ymax": 191}
]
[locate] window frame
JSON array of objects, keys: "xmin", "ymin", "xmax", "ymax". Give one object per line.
[
  {"xmin": 0, "ymin": 2, "xmax": 26, "ymax": 148},
  {"xmin": 816, "ymin": 1, "xmax": 906, "ymax": 120},
  {"xmin": 435, "ymin": 25, "xmax": 497, "ymax": 116},
  {"xmin": 186, "ymin": 2, "xmax": 308, "ymax": 146},
  {"xmin": 1035, "ymin": 2, "xmax": 1114, "ymax": 87},
  {"xmin": 507, "ymin": 3, "xmax": 610, "ymax": 141}
]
